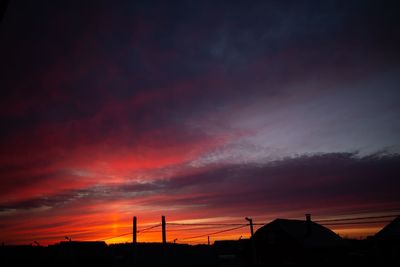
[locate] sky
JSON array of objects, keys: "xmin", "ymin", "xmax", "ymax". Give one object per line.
[{"xmin": 0, "ymin": 0, "xmax": 400, "ymax": 245}]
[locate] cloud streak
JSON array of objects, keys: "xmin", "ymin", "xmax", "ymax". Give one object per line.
[{"xmin": 1, "ymin": 153, "xmax": 399, "ymax": 244}]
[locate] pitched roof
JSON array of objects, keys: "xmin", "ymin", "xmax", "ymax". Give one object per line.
[
  {"xmin": 374, "ymin": 216, "xmax": 400, "ymax": 240},
  {"xmin": 254, "ymin": 218, "xmax": 343, "ymax": 248}
]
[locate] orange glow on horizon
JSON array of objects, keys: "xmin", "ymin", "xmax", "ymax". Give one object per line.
[{"xmin": 0, "ymin": 207, "xmax": 393, "ymax": 246}]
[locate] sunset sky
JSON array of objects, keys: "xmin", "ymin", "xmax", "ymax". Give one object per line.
[{"xmin": 0, "ymin": 0, "xmax": 399, "ymax": 245}]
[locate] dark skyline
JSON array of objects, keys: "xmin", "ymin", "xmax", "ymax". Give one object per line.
[{"xmin": 0, "ymin": 0, "xmax": 399, "ymax": 244}]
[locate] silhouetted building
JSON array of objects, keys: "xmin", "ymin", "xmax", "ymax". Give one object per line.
[
  {"xmin": 213, "ymin": 239, "xmax": 250, "ymax": 266},
  {"xmin": 55, "ymin": 240, "xmax": 107, "ymax": 248},
  {"xmin": 375, "ymin": 216, "xmax": 400, "ymax": 241},
  {"xmin": 373, "ymin": 216, "xmax": 400, "ymax": 266},
  {"xmin": 0, "ymin": 245, "xmax": 47, "ymax": 267},
  {"xmin": 252, "ymin": 214, "xmax": 344, "ymax": 266},
  {"xmin": 49, "ymin": 241, "xmax": 109, "ymax": 267},
  {"xmin": 109, "ymin": 242, "xmax": 217, "ymax": 267}
]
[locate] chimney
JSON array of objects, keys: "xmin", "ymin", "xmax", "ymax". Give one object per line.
[{"xmin": 305, "ymin": 213, "xmax": 312, "ymax": 237}]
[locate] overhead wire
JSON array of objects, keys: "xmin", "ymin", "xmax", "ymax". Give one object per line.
[
  {"xmin": 319, "ymin": 220, "xmax": 392, "ymax": 226},
  {"xmin": 315, "ymin": 214, "xmax": 397, "ymax": 223},
  {"xmin": 145, "ymin": 225, "xmax": 246, "ymax": 233},
  {"xmin": 167, "ymin": 222, "xmax": 247, "ymax": 226},
  {"xmin": 178, "ymin": 224, "xmax": 248, "ymax": 241},
  {"xmin": 137, "ymin": 224, "xmax": 161, "ymax": 234},
  {"xmin": 98, "ymin": 223, "xmax": 161, "ymax": 241},
  {"xmin": 101, "ymin": 232, "xmax": 132, "ymax": 241},
  {"xmin": 68, "ymin": 213, "xmax": 400, "ymax": 243}
]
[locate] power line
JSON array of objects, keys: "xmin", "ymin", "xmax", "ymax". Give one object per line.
[
  {"xmin": 167, "ymin": 223, "xmax": 247, "ymax": 226},
  {"xmin": 179, "ymin": 225, "xmax": 248, "ymax": 241},
  {"xmin": 99, "ymin": 224, "xmax": 161, "ymax": 242},
  {"xmin": 315, "ymin": 214, "xmax": 397, "ymax": 223},
  {"xmin": 142, "ymin": 225, "xmax": 243, "ymax": 233},
  {"xmin": 36, "ymin": 213, "xmax": 398, "ymax": 244},
  {"xmin": 98, "ymin": 215, "xmax": 394, "ymax": 242},
  {"xmin": 320, "ymin": 220, "xmax": 392, "ymax": 226},
  {"xmin": 100, "ymin": 232, "xmax": 132, "ymax": 241},
  {"xmin": 137, "ymin": 224, "xmax": 161, "ymax": 234},
  {"xmin": 252, "ymin": 214, "xmax": 398, "ymax": 226}
]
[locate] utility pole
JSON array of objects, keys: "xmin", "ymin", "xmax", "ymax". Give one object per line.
[
  {"xmin": 245, "ymin": 217, "xmax": 257, "ymax": 267},
  {"xmin": 245, "ymin": 217, "xmax": 254, "ymax": 237},
  {"xmin": 132, "ymin": 216, "xmax": 138, "ymax": 267},
  {"xmin": 133, "ymin": 216, "xmax": 137, "ymax": 244},
  {"xmin": 162, "ymin": 215, "xmax": 166, "ymax": 244},
  {"xmin": 208, "ymin": 236, "xmax": 210, "ymax": 246},
  {"xmin": 161, "ymin": 215, "xmax": 167, "ymax": 267}
]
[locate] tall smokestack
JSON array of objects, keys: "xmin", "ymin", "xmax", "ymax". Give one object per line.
[{"xmin": 306, "ymin": 213, "xmax": 311, "ymax": 222}]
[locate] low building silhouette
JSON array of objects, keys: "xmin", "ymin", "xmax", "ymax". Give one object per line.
[
  {"xmin": 48, "ymin": 241, "xmax": 109, "ymax": 267},
  {"xmin": 213, "ymin": 239, "xmax": 250, "ymax": 266},
  {"xmin": 375, "ymin": 216, "xmax": 400, "ymax": 240},
  {"xmin": 252, "ymin": 214, "xmax": 344, "ymax": 266},
  {"xmin": 373, "ymin": 216, "xmax": 400, "ymax": 266}
]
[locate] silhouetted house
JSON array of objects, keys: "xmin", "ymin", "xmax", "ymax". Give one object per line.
[
  {"xmin": 373, "ymin": 216, "xmax": 400, "ymax": 266},
  {"xmin": 0, "ymin": 245, "xmax": 47, "ymax": 267},
  {"xmin": 375, "ymin": 216, "xmax": 400, "ymax": 241},
  {"xmin": 56, "ymin": 240, "xmax": 107, "ymax": 248},
  {"xmin": 252, "ymin": 214, "xmax": 344, "ymax": 266},
  {"xmin": 109, "ymin": 242, "xmax": 217, "ymax": 267},
  {"xmin": 48, "ymin": 241, "xmax": 109, "ymax": 267},
  {"xmin": 213, "ymin": 239, "xmax": 250, "ymax": 266}
]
